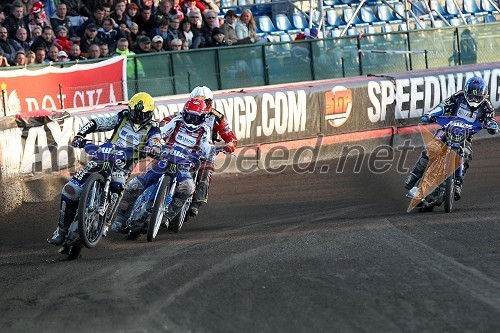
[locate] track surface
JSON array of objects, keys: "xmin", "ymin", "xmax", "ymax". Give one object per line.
[{"xmin": 1, "ymin": 138, "xmax": 500, "ymax": 332}]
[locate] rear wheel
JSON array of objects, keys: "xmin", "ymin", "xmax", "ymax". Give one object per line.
[
  {"xmin": 147, "ymin": 175, "xmax": 172, "ymax": 242},
  {"xmin": 78, "ymin": 173, "xmax": 106, "ymax": 248},
  {"xmin": 444, "ymin": 175, "xmax": 454, "ymax": 213}
]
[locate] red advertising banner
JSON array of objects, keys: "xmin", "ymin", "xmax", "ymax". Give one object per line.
[{"xmin": 0, "ymin": 57, "xmax": 126, "ymax": 115}]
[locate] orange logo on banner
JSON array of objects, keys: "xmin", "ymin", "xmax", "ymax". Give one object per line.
[
  {"xmin": 407, "ymin": 124, "xmax": 462, "ymax": 212},
  {"xmin": 325, "ymin": 86, "xmax": 352, "ymax": 128}
]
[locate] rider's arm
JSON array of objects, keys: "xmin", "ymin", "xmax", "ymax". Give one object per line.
[
  {"xmin": 76, "ymin": 113, "xmax": 121, "ymax": 136},
  {"xmin": 212, "ymin": 110, "xmax": 237, "ymax": 152},
  {"xmin": 482, "ymin": 99, "xmax": 498, "ymax": 135}
]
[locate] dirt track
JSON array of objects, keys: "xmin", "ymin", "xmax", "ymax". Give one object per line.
[{"xmin": 1, "ymin": 138, "xmax": 500, "ymax": 332}]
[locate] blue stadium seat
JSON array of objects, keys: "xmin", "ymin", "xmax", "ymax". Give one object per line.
[
  {"xmin": 449, "ymin": 17, "xmax": 462, "ymax": 25},
  {"xmin": 343, "ymin": 7, "xmax": 369, "ymax": 27},
  {"xmin": 411, "ymin": 0, "xmax": 431, "ymax": 18},
  {"xmin": 275, "ymin": 14, "xmax": 301, "ymax": 34},
  {"xmin": 433, "ymin": 19, "xmax": 447, "ymax": 27},
  {"xmin": 324, "ymin": 0, "xmax": 346, "ymax": 7},
  {"xmin": 257, "ymin": 15, "xmax": 283, "ymax": 35},
  {"xmin": 280, "ymin": 34, "xmax": 292, "ymax": 52},
  {"xmin": 292, "ymin": 12, "xmax": 309, "ymax": 30},
  {"xmin": 484, "ymin": 13, "xmax": 498, "ymax": 22},
  {"xmin": 326, "ymin": 9, "xmax": 347, "ymax": 29},
  {"xmin": 430, "ymin": 1, "xmax": 454, "ymax": 19},
  {"xmin": 445, "ymin": 0, "xmax": 471, "ymax": 17},
  {"xmin": 220, "ymin": 0, "xmax": 240, "ymax": 14},
  {"xmin": 377, "ymin": 4, "xmax": 402, "ymax": 24},
  {"xmin": 360, "ymin": 7, "xmax": 386, "ymax": 26},
  {"xmin": 393, "ymin": 3, "xmax": 407, "ymax": 21},
  {"xmin": 481, "ymin": 0, "xmax": 500, "ymax": 13},
  {"xmin": 463, "ymin": 0, "xmax": 488, "ymax": 16},
  {"xmin": 237, "ymin": 0, "xmax": 254, "ymax": 6}
]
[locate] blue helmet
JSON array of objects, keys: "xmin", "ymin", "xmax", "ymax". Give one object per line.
[{"xmin": 464, "ymin": 76, "xmax": 487, "ymax": 108}]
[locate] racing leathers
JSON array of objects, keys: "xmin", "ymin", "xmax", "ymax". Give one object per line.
[
  {"xmin": 113, "ymin": 114, "xmax": 214, "ymax": 233},
  {"xmin": 48, "ymin": 111, "xmax": 162, "ymax": 245},
  {"xmin": 404, "ymin": 90, "xmax": 498, "ymax": 198},
  {"xmin": 185, "ymin": 108, "xmax": 237, "ymax": 216}
]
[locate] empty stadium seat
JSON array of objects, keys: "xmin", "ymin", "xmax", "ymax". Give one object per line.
[
  {"xmin": 432, "ymin": 19, "xmax": 448, "ymax": 27},
  {"xmin": 377, "ymin": 4, "xmax": 403, "ymax": 24},
  {"xmin": 393, "ymin": 3, "xmax": 407, "ymax": 21},
  {"xmin": 292, "ymin": 12, "xmax": 309, "ymax": 30},
  {"xmin": 360, "ymin": 7, "xmax": 385, "ymax": 26},
  {"xmin": 326, "ymin": 9, "xmax": 347, "ymax": 29},
  {"xmin": 343, "ymin": 7, "xmax": 369, "ymax": 27},
  {"xmin": 257, "ymin": 15, "xmax": 283, "ymax": 35},
  {"xmin": 275, "ymin": 14, "xmax": 301, "ymax": 34},
  {"xmin": 220, "ymin": 0, "xmax": 240, "ymax": 14},
  {"xmin": 445, "ymin": 0, "xmax": 471, "ymax": 17},
  {"xmin": 481, "ymin": 0, "xmax": 500, "ymax": 13},
  {"xmin": 411, "ymin": 0, "xmax": 431, "ymax": 18},
  {"xmin": 484, "ymin": 13, "xmax": 498, "ymax": 22},
  {"xmin": 430, "ymin": 1, "xmax": 454, "ymax": 19},
  {"xmin": 463, "ymin": 0, "xmax": 488, "ymax": 16}
]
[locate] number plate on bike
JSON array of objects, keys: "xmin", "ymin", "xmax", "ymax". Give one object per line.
[{"xmin": 168, "ymin": 162, "xmax": 178, "ymax": 173}]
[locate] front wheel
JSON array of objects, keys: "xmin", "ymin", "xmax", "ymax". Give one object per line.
[
  {"xmin": 172, "ymin": 196, "xmax": 192, "ymax": 233},
  {"xmin": 147, "ymin": 175, "xmax": 172, "ymax": 242},
  {"xmin": 78, "ymin": 173, "xmax": 106, "ymax": 248},
  {"xmin": 444, "ymin": 175, "xmax": 454, "ymax": 213}
]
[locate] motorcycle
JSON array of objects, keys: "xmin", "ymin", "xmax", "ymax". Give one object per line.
[
  {"xmin": 60, "ymin": 142, "xmax": 132, "ymax": 260},
  {"xmin": 125, "ymin": 145, "xmax": 220, "ymax": 242},
  {"xmin": 407, "ymin": 115, "xmax": 492, "ymax": 213}
]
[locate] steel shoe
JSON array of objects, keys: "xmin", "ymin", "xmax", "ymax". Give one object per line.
[{"xmin": 47, "ymin": 228, "xmax": 68, "ymax": 246}]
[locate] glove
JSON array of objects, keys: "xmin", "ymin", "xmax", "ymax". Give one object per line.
[
  {"xmin": 144, "ymin": 146, "xmax": 161, "ymax": 156},
  {"xmin": 421, "ymin": 114, "xmax": 434, "ymax": 123},
  {"xmin": 486, "ymin": 121, "xmax": 498, "ymax": 134},
  {"xmin": 71, "ymin": 135, "xmax": 86, "ymax": 148},
  {"xmin": 223, "ymin": 143, "xmax": 235, "ymax": 153}
]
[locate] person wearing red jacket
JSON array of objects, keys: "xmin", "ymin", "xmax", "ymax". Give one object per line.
[{"xmin": 183, "ymin": 86, "xmax": 237, "ymax": 216}]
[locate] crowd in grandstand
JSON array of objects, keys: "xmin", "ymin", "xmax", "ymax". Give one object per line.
[{"xmin": 0, "ymin": 0, "xmax": 280, "ymax": 66}]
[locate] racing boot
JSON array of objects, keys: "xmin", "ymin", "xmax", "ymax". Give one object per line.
[
  {"xmin": 187, "ymin": 202, "xmax": 202, "ymax": 217},
  {"xmin": 47, "ymin": 199, "xmax": 78, "ymax": 246},
  {"xmin": 404, "ymin": 152, "xmax": 429, "ymax": 190}
]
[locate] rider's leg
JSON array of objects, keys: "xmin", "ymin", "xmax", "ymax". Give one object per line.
[
  {"xmin": 47, "ymin": 181, "xmax": 81, "ymax": 246},
  {"xmin": 165, "ymin": 173, "xmax": 196, "ymax": 224},
  {"xmin": 405, "ymin": 151, "xmax": 430, "ymax": 190},
  {"xmin": 188, "ymin": 162, "xmax": 214, "ymax": 217},
  {"xmin": 455, "ymin": 139, "xmax": 473, "ymax": 200}
]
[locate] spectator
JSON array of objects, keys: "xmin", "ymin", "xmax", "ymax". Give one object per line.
[
  {"xmin": 25, "ymin": 49, "xmax": 35, "ymax": 64},
  {"xmin": 135, "ymin": 5, "xmax": 155, "ymax": 35},
  {"xmin": 111, "ymin": 0, "xmax": 127, "ymax": 27},
  {"xmin": 181, "ymin": 39, "xmax": 189, "ymax": 50},
  {"xmin": 87, "ymin": 43, "xmax": 100, "ymax": 59},
  {"xmin": 171, "ymin": 0, "xmax": 184, "ymax": 21},
  {"xmin": 166, "ymin": 16, "xmax": 181, "ymax": 46},
  {"xmin": 97, "ymin": 17, "xmax": 125, "ymax": 51},
  {"xmin": 79, "ymin": 23, "xmax": 101, "ymax": 57},
  {"xmin": 29, "ymin": 25, "xmax": 42, "ymax": 43},
  {"xmin": 11, "ymin": 27, "xmax": 30, "ymax": 51},
  {"xmin": 235, "ymin": 9, "xmax": 259, "ymax": 44},
  {"xmin": 113, "ymin": 37, "xmax": 144, "ymax": 78},
  {"xmin": 125, "ymin": 3, "xmax": 140, "ymax": 28},
  {"xmin": 0, "ymin": 6, "xmax": 4, "ymax": 26},
  {"xmin": 154, "ymin": 0, "xmax": 173, "ymax": 25},
  {"xmin": 187, "ymin": 8, "xmax": 205, "ymax": 48},
  {"xmin": 99, "ymin": 43, "xmax": 109, "ymax": 57},
  {"xmin": 211, "ymin": 27, "xmax": 228, "ymax": 47},
  {"xmin": 18, "ymin": 0, "xmax": 33, "ymax": 16},
  {"xmin": 64, "ymin": 0, "xmax": 92, "ymax": 26},
  {"xmin": 57, "ymin": 50, "xmax": 69, "ymax": 62},
  {"xmin": 220, "ymin": 10, "xmax": 237, "ymax": 46},
  {"xmin": 170, "ymin": 37, "xmax": 182, "ymax": 50},
  {"xmin": 148, "ymin": 19, "xmax": 168, "ymax": 42},
  {"xmin": 46, "ymin": 44, "xmax": 60, "ymax": 62},
  {"xmin": 201, "ymin": 9, "xmax": 217, "ymax": 47},
  {"xmin": 50, "ymin": 2, "xmax": 77, "ymax": 39},
  {"xmin": 3, "ymin": 1, "xmax": 28, "ymax": 37},
  {"xmin": 76, "ymin": 5, "xmax": 106, "ymax": 37},
  {"xmin": 180, "ymin": 17, "xmax": 192, "ymax": 47},
  {"xmin": 27, "ymin": 1, "xmax": 50, "ymax": 37},
  {"xmin": 0, "ymin": 54, "xmax": 10, "ymax": 67},
  {"xmin": 13, "ymin": 49, "xmax": 26, "ymax": 66},
  {"xmin": 31, "ymin": 26, "xmax": 55, "ymax": 53},
  {"xmin": 133, "ymin": 35, "xmax": 152, "ymax": 54},
  {"xmin": 128, "ymin": 22, "xmax": 140, "ymax": 48},
  {"xmin": 54, "ymin": 25, "xmax": 73, "ymax": 53},
  {"xmin": 34, "ymin": 47, "xmax": 46, "ymax": 64},
  {"xmin": 68, "ymin": 43, "xmax": 86, "ymax": 60},
  {"xmin": 151, "ymin": 35, "xmax": 164, "ymax": 52},
  {"xmin": 101, "ymin": 2, "xmax": 112, "ymax": 18},
  {"xmin": 132, "ymin": 0, "xmax": 156, "ymax": 11},
  {"xmin": 0, "ymin": 26, "xmax": 16, "ymax": 63},
  {"xmin": 182, "ymin": 0, "xmax": 200, "ymax": 17},
  {"xmin": 200, "ymin": 0, "xmax": 220, "ymax": 14}
]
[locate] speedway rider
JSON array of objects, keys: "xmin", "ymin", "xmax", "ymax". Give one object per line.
[
  {"xmin": 184, "ymin": 86, "xmax": 237, "ymax": 217},
  {"xmin": 47, "ymin": 92, "xmax": 162, "ymax": 246},
  {"xmin": 112, "ymin": 97, "xmax": 214, "ymax": 234},
  {"xmin": 404, "ymin": 76, "xmax": 498, "ymax": 200}
]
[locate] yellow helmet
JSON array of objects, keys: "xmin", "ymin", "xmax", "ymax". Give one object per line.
[{"xmin": 128, "ymin": 92, "xmax": 155, "ymax": 126}]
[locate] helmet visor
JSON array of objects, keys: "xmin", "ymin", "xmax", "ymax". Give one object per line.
[
  {"xmin": 184, "ymin": 111, "xmax": 204, "ymax": 125},
  {"xmin": 130, "ymin": 110, "xmax": 151, "ymax": 124},
  {"xmin": 465, "ymin": 92, "xmax": 483, "ymax": 104}
]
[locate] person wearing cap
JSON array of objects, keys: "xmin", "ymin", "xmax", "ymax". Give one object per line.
[
  {"xmin": 54, "ymin": 25, "xmax": 73, "ymax": 53},
  {"xmin": 220, "ymin": 9, "xmax": 237, "ymax": 46},
  {"xmin": 133, "ymin": 35, "xmax": 153, "ymax": 54},
  {"xmin": 210, "ymin": 27, "xmax": 228, "ymax": 47},
  {"xmin": 50, "ymin": 2, "xmax": 77, "ymax": 39},
  {"xmin": 80, "ymin": 23, "xmax": 102, "ymax": 57},
  {"xmin": 57, "ymin": 50, "xmax": 69, "ymax": 62},
  {"xmin": 151, "ymin": 35, "xmax": 165, "ymax": 52},
  {"xmin": 27, "ymin": 1, "xmax": 50, "ymax": 36},
  {"xmin": 3, "ymin": 1, "xmax": 28, "ymax": 37}
]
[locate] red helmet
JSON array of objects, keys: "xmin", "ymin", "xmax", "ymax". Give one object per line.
[{"xmin": 182, "ymin": 98, "xmax": 207, "ymax": 130}]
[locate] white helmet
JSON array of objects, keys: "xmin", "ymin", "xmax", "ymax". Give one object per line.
[{"xmin": 190, "ymin": 86, "xmax": 213, "ymax": 101}]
